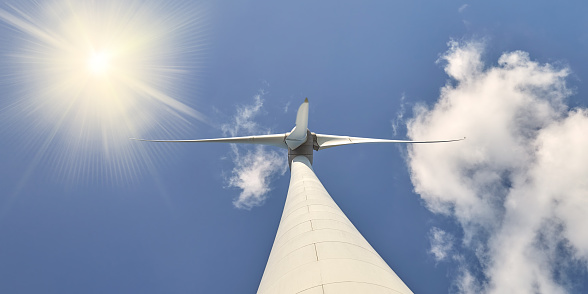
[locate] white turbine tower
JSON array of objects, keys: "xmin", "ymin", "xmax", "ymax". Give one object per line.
[{"xmin": 133, "ymin": 99, "xmax": 463, "ymax": 294}]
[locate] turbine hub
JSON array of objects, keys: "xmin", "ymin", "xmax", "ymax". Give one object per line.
[{"xmin": 288, "ymin": 130, "xmax": 316, "ymax": 168}]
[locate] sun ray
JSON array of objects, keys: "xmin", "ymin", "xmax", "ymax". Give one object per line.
[{"xmin": 0, "ymin": 0, "xmax": 207, "ymax": 183}]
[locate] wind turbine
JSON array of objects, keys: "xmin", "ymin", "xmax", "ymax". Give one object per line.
[{"xmin": 133, "ymin": 98, "xmax": 463, "ymax": 294}]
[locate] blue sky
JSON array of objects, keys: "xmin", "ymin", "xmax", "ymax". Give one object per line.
[{"xmin": 1, "ymin": 1, "xmax": 587, "ymax": 293}]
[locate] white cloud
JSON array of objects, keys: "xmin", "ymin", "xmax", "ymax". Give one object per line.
[
  {"xmin": 407, "ymin": 40, "xmax": 588, "ymax": 293},
  {"xmin": 222, "ymin": 93, "xmax": 288, "ymax": 210},
  {"xmin": 228, "ymin": 145, "xmax": 286, "ymax": 209},
  {"xmin": 429, "ymin": 227, "xmax": 454, "ymax": 261},
  {"xmin": 222, "ymin": 93, "xmax": 265, "ymax": 137},
  {"xmin": 458, "ymin": 4, "xmax": 469, "ymax": 13}
]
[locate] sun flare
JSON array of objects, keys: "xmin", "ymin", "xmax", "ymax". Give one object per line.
[
  {"xmin": 0, "ymin": 0, "xmax": 206, "ymax": 182},
  {"xmin": 87, "ymin": 52, "xmax": 112, "ymax": 75}
]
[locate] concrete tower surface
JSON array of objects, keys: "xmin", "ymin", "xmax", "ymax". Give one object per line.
[{"xmin": 257, "ymin": 156, "xmax": 414, "ymax": 294}]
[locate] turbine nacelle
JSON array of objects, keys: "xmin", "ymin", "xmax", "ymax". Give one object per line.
[{"xmin": 131, "ymin": 98, "xmax": 465, "ymax": 166}]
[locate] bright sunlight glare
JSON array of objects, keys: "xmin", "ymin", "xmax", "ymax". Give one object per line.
[
  {"xmin": 87, "ymin": 52, "xmax": 111, "ymax": 75},
  {"xmin": 0, "ymin": 0, "xmax": 206, "ymax": 183}
]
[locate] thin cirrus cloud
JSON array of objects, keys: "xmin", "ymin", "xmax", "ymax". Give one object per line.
[
  {"xmin": 407, "ymin": 40, "xmax": 588, "ymax": 293},
  {"xmin": 221, "ymin": 93, "xmax": 288, "ymax": 210}
]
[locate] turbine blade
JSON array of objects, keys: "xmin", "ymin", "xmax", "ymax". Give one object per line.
[
  {"xmin": 285, "ymin": 98, "xmax": 309, "ymax": 149},
  {"xmin": 315, "ymin": 134, "xmax": 465, "ymax": 150},
  {"xmin": 130, "ymin": 134, "xmax": 288, "ymax": 149}
]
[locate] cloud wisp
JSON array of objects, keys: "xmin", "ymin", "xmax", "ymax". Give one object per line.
[
  {"xmin": 429, "ymin": 227, "xmax": 455, "ymax": 262},
  {"xmin": 407, "ymin": 41, "xmax": 588, "ymax": 293},
  {"xmin": 222, "ymin": 93, "xmax": 288, "ymax": 210}
]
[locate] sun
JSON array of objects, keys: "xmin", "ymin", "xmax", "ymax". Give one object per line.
[
  {"xmin": 87, "ymin": 52, "xmax": 112, "ymax": 75},
  {"xmin": 0, "ymin": 0, "xmax": 207, "ymax": 181}
]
